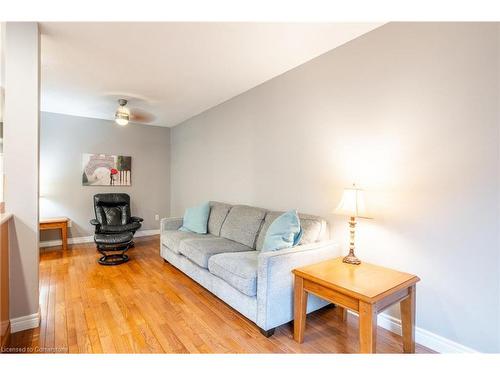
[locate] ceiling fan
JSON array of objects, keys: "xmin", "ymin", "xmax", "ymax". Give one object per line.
[
  {"xmin": 114, "ymin": 99, "xmax": 130, "ymax": 126},
  {"xmin": 114, "ymin": 98, "xmax": 156, "ymax": 126}
]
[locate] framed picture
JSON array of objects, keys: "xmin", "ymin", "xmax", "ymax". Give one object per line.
[{"xmin": 82, "ymin": 153, "xmax": 132, "ymax": 186}]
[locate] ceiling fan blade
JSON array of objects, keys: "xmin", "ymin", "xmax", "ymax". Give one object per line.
[{"xmin": 129, "ymin": 108, "xmax": 156, "ymax": 123}]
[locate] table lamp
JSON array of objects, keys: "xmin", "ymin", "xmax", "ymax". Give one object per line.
[{"xmin": 335, "ymin": 184, "xmax": 369, "ymax": 265}]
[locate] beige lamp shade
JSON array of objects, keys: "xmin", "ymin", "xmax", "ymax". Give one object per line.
[{"xmin": 335, "ymin": 186, "xmax": 368, "ymax": 218}]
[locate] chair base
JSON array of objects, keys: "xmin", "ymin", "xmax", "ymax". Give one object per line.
[{"xmin": 98, "ymin": 253, "xmax": 129, "ymax": 266}]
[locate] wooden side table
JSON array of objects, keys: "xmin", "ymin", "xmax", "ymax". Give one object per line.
[
  {"xmin": 293, "ymin": 257, "xmax": 420, "ymax": 353},
  {"xmin": 40, "ymin": 217, "xmax": 69, "ymax": 251}
]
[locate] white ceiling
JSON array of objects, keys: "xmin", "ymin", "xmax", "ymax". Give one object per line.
[{"xmin": 40, "ymin": 22, "xmax": 382, "ymax": 127}]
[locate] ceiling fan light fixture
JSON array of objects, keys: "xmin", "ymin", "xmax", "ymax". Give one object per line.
[{"xmin": 115, "ymin": 99, "xmax": 130, "ymax": 126}]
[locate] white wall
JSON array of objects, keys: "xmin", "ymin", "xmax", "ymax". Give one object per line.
[
  {"xmin": 39, "ymin": 112, "xmax": 171, "ymax": 241},
  {"xmin": 171, "ymin": 23, "xmax": 500, "ymax": 352},
  {"xmin": 3, "ymin": 22, "xmax": 40, "ymax": 322}
]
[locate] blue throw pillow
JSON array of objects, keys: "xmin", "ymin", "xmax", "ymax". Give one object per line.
[
  {"xmin": 179, "ymin": 202, "xmax": 210, "ymax": 234},
  {"xmin": 261, "ymin": 210, "xmax": 303, "ymax": 252}
]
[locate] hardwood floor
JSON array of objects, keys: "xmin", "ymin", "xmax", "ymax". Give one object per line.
[{"xmin": 6, "ymin": 236, "xmax": 434, "ymax": 353}]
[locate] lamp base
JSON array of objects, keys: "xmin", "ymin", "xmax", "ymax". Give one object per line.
[{"xmin": 342, "ymin": 253, "xmax": 361, "ymax": 265}]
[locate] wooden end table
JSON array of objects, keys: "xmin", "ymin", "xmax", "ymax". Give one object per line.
[
  {"xmin": 40, "ymin": 217, "xmax": 69, "ymax": 251},
  {"xmin": 293, "ymin": 257, "xmax": 420, "ymax": 353}
]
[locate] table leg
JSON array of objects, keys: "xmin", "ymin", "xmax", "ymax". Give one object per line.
[
  {"xmin": 61, "ymin": 224, "xmax": 68, "ymax": 251},
  {"xmin": 293, "ymin": 275, "xmax": 308, "ymax": 343},
  {"xmin": 359, "ymin": 301, "xmax": 377, "ymax": 353},
  {"xmin": 401, "ymin": 285, "xmax": 416, "ymax": 353},
  {"xmin": 336, "ymin": 305, "xmax": 347, "ymax": 322}
]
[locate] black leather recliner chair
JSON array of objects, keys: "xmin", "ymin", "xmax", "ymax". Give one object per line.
[
  {"xmin": 90, "ymin": 193, "xmax": 143, "ymax": 265},
  {"xmin": 90, "ymin": 193, "xmax": 143, "ymax": 236}
]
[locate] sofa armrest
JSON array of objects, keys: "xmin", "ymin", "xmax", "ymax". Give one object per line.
[
  {"xmin": 256, "ymin": 240, "xmax": 340, "ymax": 330},
  {"xmin": 130, "ymin": 216, "xmax": 144, "ymax": 223},
  {"xmin": 160, "ymin": 217, "xmax": 183, "ymax": 232}
]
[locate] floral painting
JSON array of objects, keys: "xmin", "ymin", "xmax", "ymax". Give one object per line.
[{"xmin": 82, "ymin": 153, "xmax": 132, "ymax": 186}]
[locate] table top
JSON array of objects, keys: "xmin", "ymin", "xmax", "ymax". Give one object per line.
[
  {"xmin": 40, "ymin": 217, "xmax": 69, "ymax": 224},
  {"xmin": 293, "ymin": 257, "xmax": 420, "ymax": 303}
]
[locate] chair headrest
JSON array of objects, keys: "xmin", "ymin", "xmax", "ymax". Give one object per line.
[{"xmin": 94, "ymin": 193, "xmax": 130, "ymax": 206}]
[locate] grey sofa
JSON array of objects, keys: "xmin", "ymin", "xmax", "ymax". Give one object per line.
[{"xmin": 160, "ymin": 201, "xmax": 340, "ymax": 336}]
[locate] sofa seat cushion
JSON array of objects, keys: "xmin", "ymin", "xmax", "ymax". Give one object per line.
[
  {"xmin": 220, "ymin": 205, "xmax": 267, "ymax": 248},
  {"xmin": 162, "ymin": 230, "xmax": 214, "ymax": 254},
  {"xmin": 178, "ymin": 237, "xmax": 253, "ymax": 269},
  {"xmin": 208, "ymin": 251, "xmax": 258, "ymax": 297}
]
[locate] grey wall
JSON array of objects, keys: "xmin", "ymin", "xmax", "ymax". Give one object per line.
[
  {"xmin": 171, "ymin": 23, "xmax": 500, "ymax": 352},
  {"xmin": 40, "ymin": 112, "xmax": 170, "ymax": 241}
]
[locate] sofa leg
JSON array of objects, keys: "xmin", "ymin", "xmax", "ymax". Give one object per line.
[{"xmin": 259, "ymin": 328, "xmax": 275, "ymax": 338}]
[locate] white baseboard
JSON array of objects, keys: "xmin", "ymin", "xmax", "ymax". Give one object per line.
[
  {"xmin": 136, "ymin": 229, "xmax": 161, "ymax": 237},
  {"xmin": 40, "ymin": 229, "xmax": 160, "ymax": 248},
  {"xmin": 40, "ymin": 235, "xmax": 93, "ymax": 248},
  {"xmin": 10, "ymin": 310, "xmax": 40, "ymax": 333},
  {"xmin": 347, "ymin": 311, "xmax": 478, "ymax": 353}
]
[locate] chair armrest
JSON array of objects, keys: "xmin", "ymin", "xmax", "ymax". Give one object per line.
[
  {"xmin": 160, "ymin": 217, "xmax": 183, "ymax": 231},
  {"xmin": 130, "ymin": 216, "xmax": 144, "ymax": 223},
  {"xmin": 256, "ymin": 240, "xmax": 340, "ymax": 330},
  {"xmin": 90, "ymin": 219, "xmax": 101, "ymax": 233}
]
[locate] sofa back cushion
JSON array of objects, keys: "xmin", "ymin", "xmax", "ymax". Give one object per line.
[
  {"xmin": 208, "ymin": 201, "xmax": 232, "ymax": 236},
  {"xmin": 220, "ymin": 205, "xmax": 267, "ymax": 248},
  {"xmin": 255, "ymin": 211, "xmax": 328, "ymax": 251}
]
